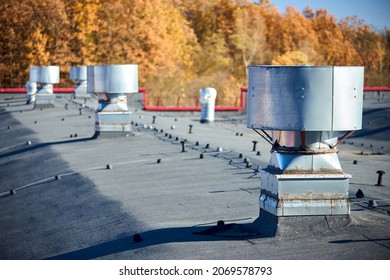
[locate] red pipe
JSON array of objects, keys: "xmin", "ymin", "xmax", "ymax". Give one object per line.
[
  {"xmin": 0, "ymin": 88, "xmax": 75, "ymax": 93},
  {"xmin": 53, "ymin": 88, "xmax": 74, "ymax": 93},
  {"xmin": 363, "ymin": 87, "xmax": 390, "ymax": 91}
]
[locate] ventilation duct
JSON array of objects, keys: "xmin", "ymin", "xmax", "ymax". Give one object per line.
[
  {"xmin": 28, "ymin": 66, "xmax": 60, "ymax": 108},
  {"xmin": 247, "ymin": 65, "xmax": 364, "ymax": 216},
  {"xmin": 87, "ymin": 64, "xmax": 138, "ymax": 136},
  {"xmin": 70, "ymin": 66, "xmax": 89, "ymax": 100}
]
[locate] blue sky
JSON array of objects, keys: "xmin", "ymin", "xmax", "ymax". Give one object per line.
[{"xmin": 266, "ymin": 0, "xmax": 389, "ymax": 31}]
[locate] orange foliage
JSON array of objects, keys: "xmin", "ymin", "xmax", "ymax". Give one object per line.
[{"xmin": 0, "ymin": 0, "xmax": 389, "ymax": 95}]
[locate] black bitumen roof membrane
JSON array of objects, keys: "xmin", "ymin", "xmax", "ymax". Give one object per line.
[{"xmin": 0, "ymin": 93, "xmax": 389, "ymax": 260}]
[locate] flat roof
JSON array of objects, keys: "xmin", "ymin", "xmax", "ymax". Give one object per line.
[{"xmin": 0, "ymin": 93, "xmax": 389, "ymax": 260}]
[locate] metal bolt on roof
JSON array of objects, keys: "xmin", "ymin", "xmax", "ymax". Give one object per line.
[
  {"xmin": 106, "ymin": 164, "xmax": 112, "ymax": 170},
  {"xmin": 252, "ymin": 140, "xmax": 258, "ymax": 151},
  {"xmin": 181, "ymin": 141, "xmax": 187, "ymax": 153},
  {"xmin": 375, "ymin": 170, "xmax": 386, "ymax": 186},
  {"xmin": 353, "ymin": 160, "xmax": 358, "ymax": 164}
]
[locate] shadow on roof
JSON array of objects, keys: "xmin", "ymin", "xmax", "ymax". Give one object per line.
[
  {"xmin": 46, "ymin": 222, "xmax": 262, "ymax": 260},
  {"xmin": 0, "ymin": 135, "xmax": 98, "ymax": 160}
]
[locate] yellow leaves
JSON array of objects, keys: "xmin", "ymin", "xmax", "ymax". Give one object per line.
[
  {"xmin": 26, "ymin": 28, "xmax": 51, "ymax": 66},
  {"xmin": 0, "ymin": 0, "xmax": 389, "ymax": 89},
  {"xmin": 272, "ymin": 51, "xmax": 309, "ymax": 65}
]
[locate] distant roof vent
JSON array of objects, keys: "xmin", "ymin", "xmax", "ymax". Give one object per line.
[
  {"xmin": 199, "ymin": 87, "xmax": 217, "ymax": 123},
  {"xmin": 70, "ymin": 66, "xmax": 89, "ymax": 99},
  {"xmin": 29, "ymin": 66, "xmax": 60, "ymax": 108},
  {"xmin": 87, "ymin": 64, "xmax": 138, "ymax": 137}
]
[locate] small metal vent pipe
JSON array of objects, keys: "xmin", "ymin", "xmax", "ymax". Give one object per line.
[
  {"xmin": 25, "ymin": 81, "xmax": 37, "ymax": 104},
  {"xmin": 199, "ymin": 87, "xmax": 217, "ymax": 123}
]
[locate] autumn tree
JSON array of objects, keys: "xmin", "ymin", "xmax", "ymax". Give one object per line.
[
  {"xmin": 1, "ymin": 0, "xmax": 389, "ymax": 91},
  {"xmin": 339, "ymin": 16, "xmax": 389, "ymax": 85},
  {"xmin": 109, "ymin": 0, "xmax": 199, "ymax": 103},
  {"xmin": 272, "ymin": 51, "xmax": 309, "ymax": 65},
  {"xmin": 310, "ymin": 9, "xmax": 359, "ymax": 65},
  {"xmin": 64, "ymin": 0, "xmax": 101, "ymax": 66},
  {"xmin": 230, "ymin": 1, "xmax": 267, "ymax": 79},
  {"xmin": 0, "ymin": 0, "xmax": 71, "ymax": 87}
]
